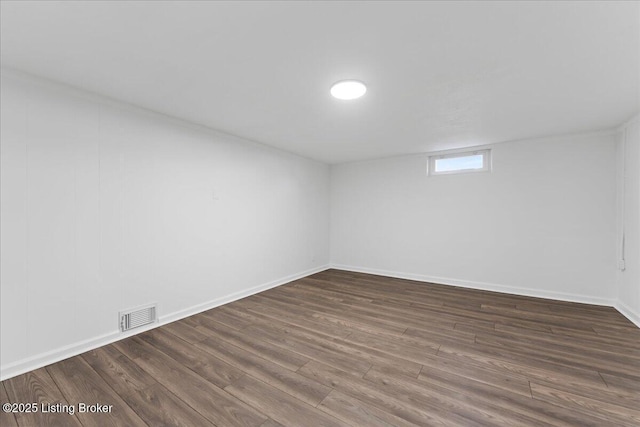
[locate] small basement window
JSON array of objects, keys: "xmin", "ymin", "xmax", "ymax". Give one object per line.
[{"xmin": 428, "ymin": 149, "xmax": 491, "ymax": 176}]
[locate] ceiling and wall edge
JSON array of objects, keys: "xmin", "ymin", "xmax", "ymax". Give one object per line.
[
  {"xmin": 0, "ymin": 66, "xmax": 324, "ymax": 166},
  {"xmin": 1, "ymin": 66, "xmax": 631, "ymax": 167}
]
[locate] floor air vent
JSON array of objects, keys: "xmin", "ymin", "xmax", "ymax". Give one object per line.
[{"xmin": 120, "ymin": 304, "xmax": 157, "ymax": 332}]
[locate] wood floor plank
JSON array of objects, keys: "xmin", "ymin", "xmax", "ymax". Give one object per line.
[
  {"xmin": 246, "ymin": 320, "xmax": 422, "ymax": 378},
  {"xmin": 239, "ymin": 304, "xmax": 424, "ymax": 378},
  {"xmin": 275, "ymin": 285, "xmax": 457, "ymax": 331},
  {"xmin": 480, "ymin": 304, "xmax": 613, "ymax": 331},
  {"xmin": 113, "ymin": 336, "xmax": 267, "ymax": 427},
  {"xmin": 530, "ymin": 377, "xmax": 640, "ymax": 412},
  {"xmin": 438, "ymin": 342, "xmax": 609, "ymax": 391},
  {"xmin": 257, "ymin": 292, "xmax": 411, "ymax": 335},
  {"xmin": 592, "ymin": 323, "xmax": 640, "ymax": 338},
  {"xmin": 294, "ymin": 279, "xmax": 422, "ymax": 308},
  {"xmin": 81, "ymin": 344, "xmax": 216, "ymax": 426},
  {"xmin": 599, "ymin": 371, "xmax": 640, "ymax": 394},
  {"xmin": 138, "ymin": 328, "xmax": 245, "ymax": 388},
  {"xmin": 307, "ymin": 279, "xmax": 557, "ymax": 335},
  {"xmin": 513, "ymin": 302, "xmax": 633, "ymax": 327},
  {"xmin": 229, "ymin": 302, "xmax": 355, "ymax": 339},
  {"xmin": 182, "ymin": 313, "xmax": 311, "ymax": 371},
  {"xmin": 199, "ymin": 305, "xmax": 256, "ymax": 330},
  {"xmin": 80, "ymin": 345, "xmax": 157, "ymax": 397},
  {"xmin": 551, "ymin": 325, "xmax": 640, "ymax": 347},
  {"xmin": 194, "ymin": 337, "xmax": 332, "ymax": 407},
  {"xmin": 293, "ymin": 288, "xmax": 461, "ymax": 334},
  {"xmin": 530, "ymin": 382, "xmax": 640, "ymax": 427},
  {"xmin": 363, "ymin": 366, "xmax": 548, "ymax": 427},
  {"xmin": 243, "ymin": 323, "xmax": 373, "ymax": 376},
  {"xmin": 3, "ymin": 368, "xmax": 82, "ymax": 427},
  {"xmin": 414, "ymin": 366, "xmax": 604, "ymax": 427},
  {"xmin": 345, "ymin": 330, "xmax": 440, "ymax": 360},
  {"xmin": 288, "ymin": 281, "xmax": 375, "ymax": 304},
  {"xmin": 161, "ymin": 319, "xmax": 210, "ymax": 343},
  {"xmin": 225, "ymin": 375, "xmax": 345, "ymax": 427},
  {"xmin": 309, "ymin": 310, "xmax": 407, "ymax": 338},
  {"xmin": 417, "ymin": 356, "xmax": 532, "ymax": 398},
  {"xmin": 402, "ymin": 325, "xmax": 476, "ymax": 345},
  {"xmin": 298, "ymin": 360, "xmax": 478, "ymax": 427},
  {"xmin": 122, "ymin": 382, "xmax": 215, "ymax": 427},
  {"xmin": 474, "ymin": 333, "xmax": 640, "ymax": 380},
  {"xmin": 346, "ymin": 332, "xmax": 440, "ymax": 356},
  {"xmin": 46, "ymin": 356, "xmax": 146, "ymax": 427},
  {"xmin": 318, "ymin": 389, "xmax": 418, "ymax": 427},
  {"xmin": 260, "ymin": 418, "xmax": 286, "ymax": 427},
  {"xmin": 488, "ymin": 323, "xmax": 640, "ymax": 361},
  {"xmin": 453, "ymin": 320, "xmax": 496, "ymax": 335}
]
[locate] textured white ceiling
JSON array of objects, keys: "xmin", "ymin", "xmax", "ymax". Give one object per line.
[{"xmin": 1, "ymin": 1, "xmax": 638, "ymax": 163}]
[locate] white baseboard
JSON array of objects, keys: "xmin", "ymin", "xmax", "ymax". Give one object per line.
[
  {"xmin": 614, "ymin": 301, "xmax": 640, "ymax": 328},
  {"xmin": 330, "ymin": 264, "xmax": 616, "ymax": 306},
  {"xmin": 0, "ymin": 264, "xmax": 329, "ymax": 381}
]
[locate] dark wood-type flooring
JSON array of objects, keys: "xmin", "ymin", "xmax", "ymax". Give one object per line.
[{"xmin": 2, "ymin": 269, "xmax": 639, "ymax": 426}]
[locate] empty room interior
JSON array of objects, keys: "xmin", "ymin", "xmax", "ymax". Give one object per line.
[{"xmin": 1, "ymin": 1, "xmax": 639, "ymax": 426}]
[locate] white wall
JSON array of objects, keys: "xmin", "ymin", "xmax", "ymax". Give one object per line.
[
  {"xmin": 0, "ymin": 70, "xmax": 330, "ymax": 379},
  {"xmin": 616, "ymin": 115, "xmax": 640, "ymax": 326},
  {"xmin": 331, "ymin": 133, "xmax": 617, "ymax": 304}
]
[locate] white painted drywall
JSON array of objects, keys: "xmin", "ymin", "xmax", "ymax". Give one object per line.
[
  {"xmin": 615, "ymin": 115, "xmax": 640, "ymax": 326},
  {"xmin": 331, "ymin": 133, "xmax": 617, "ymax": 304},
  {"xmin": 0, "ymin": 69, "xmax": 330, "ymax": 378}
]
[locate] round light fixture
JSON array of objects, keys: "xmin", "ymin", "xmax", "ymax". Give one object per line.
[{"xmin": 330, "ymin": 80, "xmax": 367, "ymax": 100}]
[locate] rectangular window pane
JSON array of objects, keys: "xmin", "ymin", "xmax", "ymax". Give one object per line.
[
  {"xmin": 428, "ymin": 149, "xmax": 490, "ymax": 176},
  {"xmin": 434, "ymin": 154, "xmax": 484, "ymax": 172}
]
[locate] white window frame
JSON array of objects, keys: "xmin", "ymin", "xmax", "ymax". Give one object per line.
[{"xmin": 428, "ymin": 149, "xmax": 491, "ymax": 176}]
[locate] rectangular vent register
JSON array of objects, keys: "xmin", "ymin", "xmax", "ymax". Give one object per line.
[{"xmin": 120, "ymin": 304, "xmax": 157, "ymax": 332}]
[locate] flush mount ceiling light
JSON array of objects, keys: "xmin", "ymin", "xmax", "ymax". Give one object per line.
[{"xmin": 330, "ymin": 80, "xmax": 367, "ymax": 100}]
